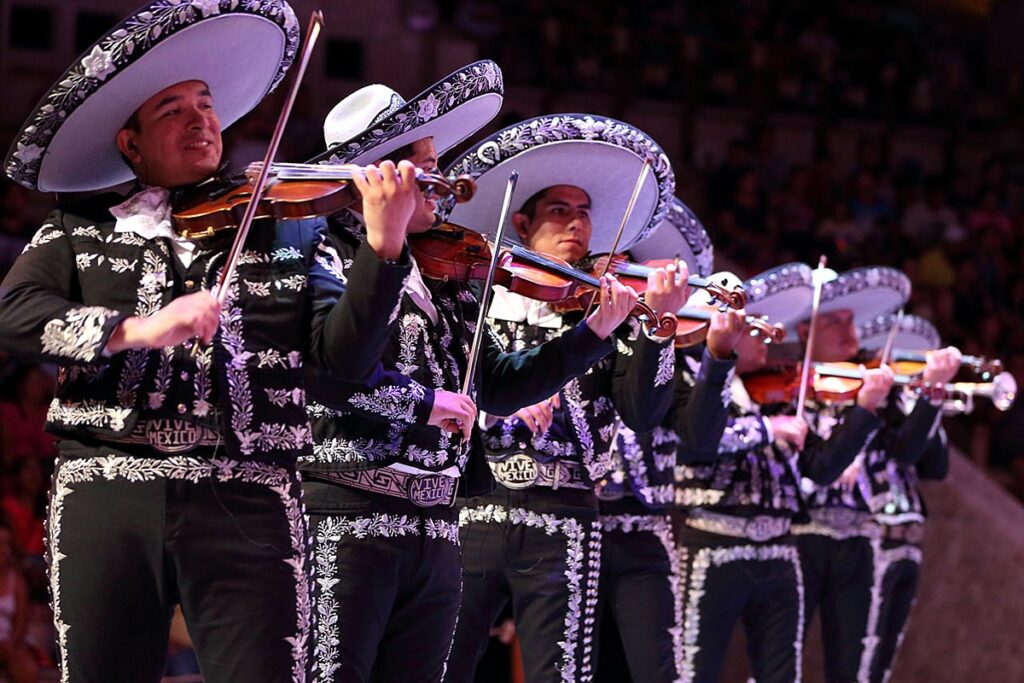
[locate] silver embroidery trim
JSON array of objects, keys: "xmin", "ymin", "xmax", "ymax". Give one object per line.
[
  {"xmin": 600, "ymin": 514, "xmax": 684, "ymax": 680},
  {"xmin": 459, "ymin": 505, "xmax": 597, "ymax": 683},
  {"xmin": 312, "ymin": 512, "xmax": 459, "ymax": 680},
  {"xmin": 654, "ymin": 342, "xmax": 675, "ymax": 387},
  {"xmin": 40, "ymin": 305, "xmax": 121, "ymax": 362},
  {"xmin": 680, "ymin": 543, "xmax": 804, "ymax": 683},
  {"xmin": 49, "ymin": 456, "xmax": 310, "ymax": 683},
  {"xmin": 857, "ymin": 540, "xmax": 923, "ymax": 683}
]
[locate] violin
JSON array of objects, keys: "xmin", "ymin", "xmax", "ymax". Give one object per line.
[
  {"xmin": 674, "ymin": 305, "xmax": 785, "ymax": 348},
  {"xmin": 172, "ymin": 162, "xmax": 475, "ymax": 240},
  {"xmin": 597, "ymin": 256, "xmax": 748, "ymax": 310},
  {"xmin": 742, "ymin": 361, "xmax": 1017, "ymax": 411},
  {"xmin": 407, "ymin": 223, "xmax": 678, "ymax": 340},
  {"xmin": 866, "ymin": 349, "xmax": 1003, "ymax": 381}
]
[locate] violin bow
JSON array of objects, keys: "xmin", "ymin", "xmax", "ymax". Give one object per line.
[
  {"xmin": 212, "ymin": 11, "xmax": 324, "ymax": 305},
  {"xmin": 582, "ymin": 157, "xmax": 652, "ymax": 319},
  {"xmin": 879, "ymin": 307, "xmax": 903, "ymax": 367},
  {"xmin": 796, "ymin": 255, "xmax": 828, "ymax": 421},
  {"xmin": 460, "ymin": 171, "xmax": 519, "ymax": 398}
]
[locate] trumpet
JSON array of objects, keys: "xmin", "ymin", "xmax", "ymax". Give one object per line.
[{"xmin": 939, "ymin": 372, "xmax": 1017, "ymax": 414}]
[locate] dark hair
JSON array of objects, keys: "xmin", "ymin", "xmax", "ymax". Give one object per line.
[
  {"xmin": 376, "ymin": 142, "xmax": 417, "ymax": 166},
  {"xmin": 118, "ymin": 109, "xmax": 142, "ymax": 169},
  {"xmin": 516, "ymin": 188, "xmax": 551, "ymax": 221}
]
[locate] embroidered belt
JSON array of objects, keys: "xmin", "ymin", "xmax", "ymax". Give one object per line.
[
  {"xmin": 685, "ymin": 509, "xmax": 791, "ymax": 542},
  {"xmin": 108, "ymin": 419, "xmax": 221, "ymax": 454},
  {"xmin": 790, "ymin": 507, "xmax": 881, "ymax": 540},
  {"xmin": 306, "ymin": 468, "xmax": 458, "ymax": 508},
  {"xmin": 487, "ymin": 453, "xmax": 589, "ymax": 491},
  {"xmin": 879, "ymin": 522, "xmax": 925, "ymax": 544}
]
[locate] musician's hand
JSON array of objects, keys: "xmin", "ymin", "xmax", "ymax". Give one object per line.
[
  {"xmin": 428, "ymin": 390, "xmax": 477, "ymax": 442},
  {"xmin": 856, "ymin": 364, "xmax": 895, "ymax": 414},
  {"xmin": 923, "ymin": 346, "xmax": 962, "ymax": 386},
  {"xmin": 768, "ymin": 415, "xmax": 808, "ymax": 450},
  {"xmin": 643, "ymin": 260, "xmax": 691, "ymax": 318},
  {"xmin": 513, "ymin": 394, "xmax": 560, "ymax": 436},
  {"xmin": 105, "ymin": 291, "xmax": 220, "ymax": 353},
  {"xmin": 706, "ymin": 308, "xmax": 747, "ymax": 360},
  {"xmin": 354, "ymin": 160, "xmax": 419, "ymax": 261},
  {"xmin": 586, "ymin": 276, "xmax": 639, "ymax": 340}
]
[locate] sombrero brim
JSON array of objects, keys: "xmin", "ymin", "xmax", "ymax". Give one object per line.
[
  {"xmin": 628, "ymin": 198, "xmax": 714, "ymax": 277},
  {"xmin": 6, "ymin": 2, "xmax": 298, "ymax": 192},
  {"xmin": 743, "ymin": 262, "xmax": 814, "ymax": 333},
  {"xmin": 445, "ymin": 114, "xmax": 675, "ymax": 255},
  {"xmin": 818, "ymin": 266, "xmax": 911, "ymax": 325},
  {"xmin": 858, "ymin": 314, "xmax": 940, "ymax": 351},
  {"xmin": 320, "ymin": 61, "xmax": 503, "ymax": 166}
]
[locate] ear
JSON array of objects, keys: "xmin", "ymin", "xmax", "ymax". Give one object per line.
[
  {"xmin": 796, "ymin": 321, "xmax": 810, "ymax": 343},
  {"xmin": 512, "ymin": 212, "xmax": 531, "ymax": 243},
  {"xmin": 116, "ymin": 128, "xmax": 141, "ymax": 166}
]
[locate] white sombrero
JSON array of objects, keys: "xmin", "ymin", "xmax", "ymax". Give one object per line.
[
  {"xmin": 444, "ymin": 113, "xmax": 675, "ymax": 255},
  {"xmin": 628, "ymin": 197, "xmax": 714, "ymax": 277},
  {"xmin": 313, "ymin": 60, "xmax": 503, "ymax": 166},
  {"xmin": 814, "ymin": 266, "xmax": 911, "ymax": 326},
  {"xmin": 743, "ymin": 262, "xmax": 814, "ymax": 335},
  {"xmin": 5, "ymin": 0, "xmax": 299, "ymax": 192},
  {"xmin": 858, "ymin": 313, "xmax": 940, "ymax": 352}
]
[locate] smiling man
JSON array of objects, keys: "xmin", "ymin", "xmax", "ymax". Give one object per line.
[{"xmin": 0, "ymin": 2, "xmax": 416, "ymax": 681}]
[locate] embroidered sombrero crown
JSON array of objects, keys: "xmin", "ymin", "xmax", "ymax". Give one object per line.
[
  {"xmin": 313, "ymin": 60, "xmax": 504, "ymax": 166},
  {"xmin": 858, "ymin": 313, "xmax": 941, "ymax": 352},
  {"xmin": 814, "ymin": 266, "xmax": 911, "ymax": 325},
  {"xmin": 743, "ymin": 262, "xmax": 815, "ymax": 335},
  {"xmin": 444, "ymin": 113, "xmax": 676, "ymax": 255},
  {"xmin": 5, "ymin": 0, "xmax": 299, "ymax": 192},
  {"xmin": 629, "ymin": 197, "xmax": 714, "ymax": 277}
]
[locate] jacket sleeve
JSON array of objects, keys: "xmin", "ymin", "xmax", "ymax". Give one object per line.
[
  {"xmin": 304, "ymin": 219, "xmax": 411, "ymax": 383},
  {"xmin": 477, "ymin": 320, "xmax": 613, "ymax": 417},
  {"xmin": 611, "ymin": 325, "xmax": 678, "ymax": 432},
  {"xmin": 885, "ymin": 397, "xmax": 945, "ymax": 466},
  {"xmin": 673, "ymin": 347, "xmax": 736, "ymax": 464},
  {"xmin": 914, "ymin": 424, "xmax": 950, "ymax": 481},
  {"xmin": 798, "ymin": 405, "xmax": 882, "ymax": 485},
  {"xmin": 306, "ymin": 366, "xmax": 436, "ymax": 426},
  {"xmin": 0, "ymin": 211, "xmax": 127, "ymax": 364}
]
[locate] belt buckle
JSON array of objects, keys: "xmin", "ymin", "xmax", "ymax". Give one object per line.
[
  {"xmin": 145, "ymin": 419, "xmax": 203, "ymax": 454},
  {"xmin": 493, "ymin": 453, "xmax": 539, "ymax": 490},
  {"xmin": 406, "ymin": 474, "xmax": 456, "ymax": 507}
]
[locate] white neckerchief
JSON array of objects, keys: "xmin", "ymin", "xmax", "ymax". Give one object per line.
[
  {"xmin": 109, "ymin": 186, "xmax": 197, "ymax": 267},
  {"xmin": 345, "ymin": 209, "xmax": 438, "ymax": 324},
  {"xmin": 487, "ymin": 286, "xmax": 563, "ymax": 328}
]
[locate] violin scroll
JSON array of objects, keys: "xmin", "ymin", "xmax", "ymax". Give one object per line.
[
  {"xmin": 704, "ymin": 277, "xmax": 747, "ymax": 310},
  {"xmin": 748, "ymin": 317, "xmax": 786, "ymax": 344}
]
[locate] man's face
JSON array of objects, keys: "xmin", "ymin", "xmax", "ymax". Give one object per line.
[
  {"xmin": 800, "ymin": 309, "xmax": 859, "ymax": 362},
  {"xmin": 513, "ymin": 185, "xmax": 592, "ymax": 263},
  {"xmin": 116, "ymin": 80, "xmax": 223, "ymax": 188},
  {"xmin": 735, "ymin": 330, "xmax": 769, "ymax": 375},
  {"xmin": 397, "ymin": 137, "xmax": 439, "ymax": 235}
]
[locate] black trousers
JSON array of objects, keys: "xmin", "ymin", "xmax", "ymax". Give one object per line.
[
  {"xmin": 595, "ymin": 501, "xmax": 682, "ymax": 683},
  {"xmin": 797, "ymin": 533, "xmax": 876, "ymax": 683},
  {"xmin": 48, "ymin": 443, "xmax": 312, "ymax": 683},
  {"xmin": 678, "ymin": 526, "xmax": 804, "ymax": 683},
  {"xmin": 448, "ymin": 486, "xmax": 602, "ymax": 683},
  {"xmin": 303, "ymin": 480, "xmax": 462, "ymax": 683},
  {"xmin": 869, "ymin": 540, "xmax": 922, "ymax": 683}
]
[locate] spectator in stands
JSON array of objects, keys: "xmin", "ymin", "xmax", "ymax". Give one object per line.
[
  {"xmin": 0, "ymin": 524, "xmax": 38, "ymax": 683},
  {"xmin": 902, "ymin": 176, "xmax": 963, "ymax": 247},
  {"xmin": 0, "ymin": 365, "xmax": 56, "ymax": 470},
  {"xmin": 0, "ymin": 182, "xmax": 34, "ymax": 281},
  {"xmin": 966, "ymin": 187, "xmax": 1013, "ymax": 240}
]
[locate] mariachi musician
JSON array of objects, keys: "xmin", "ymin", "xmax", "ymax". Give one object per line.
[
  {"xmin": 298, "ymin": 64, "xmax": 645, "ymax": 682},
  {"xmin": 0, "ymin": 1, "xmax": 414, "ymax": 679},
  {"xmin": 593, "ymin": 198, "xmax": 743, "ymax": 683},
  {"xmin": 442, "ymin": 113, "xmax": 691, "ymax": 683}
]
